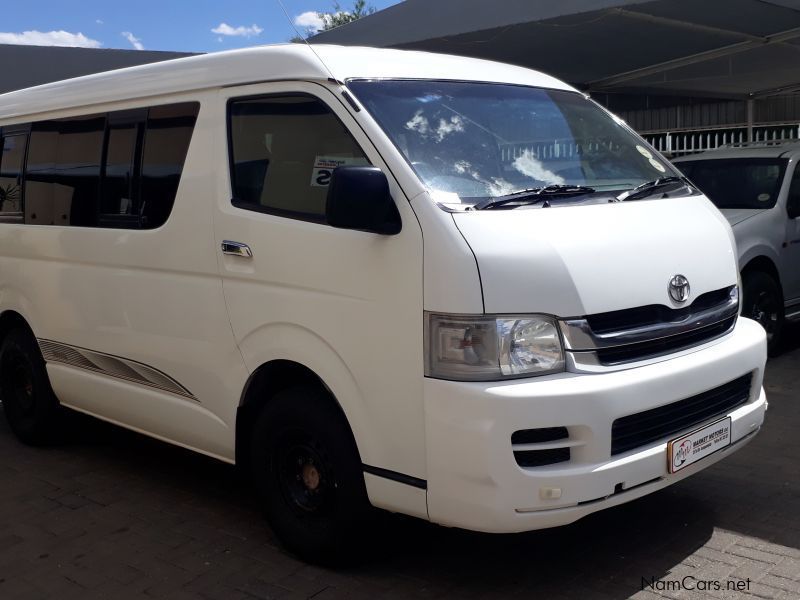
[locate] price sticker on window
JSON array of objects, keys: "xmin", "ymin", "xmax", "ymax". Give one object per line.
[{"xmin": 311, "ymin": 156, "xmax": 367, "ymax": 187}]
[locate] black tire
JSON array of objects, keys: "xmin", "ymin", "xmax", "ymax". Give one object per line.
[
  {"xmin": 250, "ymin": 386, "xmax": 374, "ymax": 565},
  {"xmin": 0, "ymin": 327, "xmax": 63, "ymax": 444},
  {"xmin": 742, "ymin": 271, "xmax": 784, "ymax": 357}
]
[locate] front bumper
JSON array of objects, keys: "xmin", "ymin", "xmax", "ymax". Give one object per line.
[{"xmin": 424, "ymin": 317, "xmax": 767, "ymax": 533}]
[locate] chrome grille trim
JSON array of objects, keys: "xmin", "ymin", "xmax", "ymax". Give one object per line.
[
  {"xmin": 559, "ymin": 288, "xmax": 739, "ymax": 351},
  {"xmin": 566, "ymin": 322, "xmax": 735, "ymax": 373},
  {"xmin": 559, "ymin": 286, "xmax": 739, "ymax": 369},
  {"xmin": 38, "ymin": 339, "xmax": 198, "ymax": 402}
]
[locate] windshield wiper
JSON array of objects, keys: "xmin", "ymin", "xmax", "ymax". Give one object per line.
[
  {"xmin": 470, "ymin": 185, "xmax": 597, "ymax": 210},
  {"xmin": 615, "ymin": 176, "xmax": 694, "ymax": 202}
]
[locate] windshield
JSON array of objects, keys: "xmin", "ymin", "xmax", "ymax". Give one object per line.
[
  {"xmin": 347, "ymin": 80, "xmax": 677, "ymax": 206},
  {"xmin": 676, "ymin": 158, "xmax": 788, "ymax": 209}
]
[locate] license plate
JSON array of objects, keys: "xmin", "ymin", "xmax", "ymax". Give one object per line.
[{"xmin": 667, "ymin": 417, "xmax": 732, "ymax": 474}]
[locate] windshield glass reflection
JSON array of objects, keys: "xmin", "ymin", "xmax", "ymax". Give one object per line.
[{"xmin": 349, "ymin": 80, "xmax": 676, "ymax": 206}]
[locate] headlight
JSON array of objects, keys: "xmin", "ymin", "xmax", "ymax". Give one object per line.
[{"xmin": 425, "ymin": 313, "xmax": 565, "ymax": 381}]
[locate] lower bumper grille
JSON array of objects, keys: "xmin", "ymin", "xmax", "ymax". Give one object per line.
[
  {"xmin": 611, "ymin": 373, "xmax": 752, "ymax": 456},
  {"xmin": 514, "ymin": 447, "xmax": 570, "ymax": 467},
  {"xmin": 512, "ymin": 427, "xmax": 571, "ymax": 467}
]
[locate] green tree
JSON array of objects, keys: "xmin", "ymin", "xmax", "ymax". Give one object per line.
[
  {"xmin": 292, "ymin": 0, "xmax": 376, "ymax": 41},
  {"xmin": 319, "ymin": 0, "xmax": 376, "ymax": 30}
]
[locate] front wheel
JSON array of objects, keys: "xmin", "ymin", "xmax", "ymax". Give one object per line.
[
  {"xmin": 250, "ymin": 386, "xmax": 374, "ymax": 565},
  {"xmin": 742, "ymin": 271, "xmax": 784, "ymax": 357}
]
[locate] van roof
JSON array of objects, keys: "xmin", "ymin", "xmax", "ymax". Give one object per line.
[{"xmin": 0, "ymin": 44, "xmax": 575, "ymax": 122}]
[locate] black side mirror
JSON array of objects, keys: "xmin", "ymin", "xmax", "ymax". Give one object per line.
[{"xmin": 325, "ymin": 166, "xmax": 402, "ymax": 235}]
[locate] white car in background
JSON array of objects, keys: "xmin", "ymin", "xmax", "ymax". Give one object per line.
[{"xmin": 674, "ymin": 143, "xmax": 800, "ymax": 355}]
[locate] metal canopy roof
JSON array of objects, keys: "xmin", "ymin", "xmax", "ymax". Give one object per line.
[{"xmin": 310, "ymin": 0, "xmax": 800, "ymax": 99}]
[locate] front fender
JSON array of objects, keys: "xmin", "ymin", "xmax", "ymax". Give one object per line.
[
  {"xmin": 738, "ymin": 243, "xmax": 781, "ymax": 279},
  {"xmin": 236, "ymin": 322, "xmax": 378, "ymax": 468}
]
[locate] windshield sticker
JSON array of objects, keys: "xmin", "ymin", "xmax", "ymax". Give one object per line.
[
  {"xmin": 636, "ymin": 145, "xmax": 653, "ymax": 159},
  {"xmin": 311, "ymin": 156, "xmax": 368, "ymax": 187},
  {"xmin": 758, "ymin": 193, "xmax": 771, "ymax": 202},
  {"xmin": 649, "ymin": 157, "xmax": 666, "ymax": 173}
]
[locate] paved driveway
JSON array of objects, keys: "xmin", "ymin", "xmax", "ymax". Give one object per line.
[{"xmin": 0, "ymin": 328, "xmax": 798, "ymax": 600}]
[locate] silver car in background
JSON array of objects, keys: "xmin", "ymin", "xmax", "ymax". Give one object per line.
[{"xmin": 674, "ymin": 142, "xmax": 800, "ymax": 354}]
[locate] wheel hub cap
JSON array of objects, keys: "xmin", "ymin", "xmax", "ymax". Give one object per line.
[{"xmin": 301, "ymin": 463, "xmax": 320, "ymax": 491}]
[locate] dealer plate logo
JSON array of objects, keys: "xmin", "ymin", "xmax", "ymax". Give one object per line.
[{"xmin": 668, "ymin": 417, "xmax": 731, "ymax": 473}]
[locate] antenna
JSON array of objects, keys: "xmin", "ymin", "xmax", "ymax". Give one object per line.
[{"xmin": 275, "ymin": 0, "xmax": 341, "ymax": 84}]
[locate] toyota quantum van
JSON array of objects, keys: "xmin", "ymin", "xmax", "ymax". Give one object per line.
[{"xmin": 0, "ymin": 45, "xmax": 767, "ymax": 563}]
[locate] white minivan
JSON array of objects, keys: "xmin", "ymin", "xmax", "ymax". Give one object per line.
[{"xmin": 0, "ymin": 45, "xmax": 767, "ymax": 563}]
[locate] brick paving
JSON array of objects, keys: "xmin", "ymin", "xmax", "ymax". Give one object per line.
[{"xmin": 0, "ymin": 327, "xmax": 798, "ymax": 599}]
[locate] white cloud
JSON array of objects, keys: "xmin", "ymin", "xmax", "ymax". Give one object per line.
[
  {"xmin": 434, "ymin": 115, "xmax": 464, "ymax": 142},
  {"xmin": 96, "ymin": 19, "xmax": 104, "ymax": 25},
  {"xmin": 211, "ymin": 23, "xmax": 263, "ymax": 38},
  {"xmin": 121, "ymin": 31, "xmax": 144, "ymax": 50},
  {"xmin": 0, "ymin": 29, "xmax": 101, "ymax": 48},
  {"xmin": 405, "ymin": 111, "xmax": 429, "ymax": 135},
  {"xmin": 512, "ymin": 150, "xmax": 565, "ymax": 186},
  {"xmin": 294, "ymin": 11, "xmax": 325, "ymax": 33}
]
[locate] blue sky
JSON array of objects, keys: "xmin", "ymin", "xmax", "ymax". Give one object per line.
[{"xmin": 0, "ymin": 1, "xmax": 400, "ymax": 53}]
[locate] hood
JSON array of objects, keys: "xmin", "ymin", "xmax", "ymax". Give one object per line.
[
  {"xmin": 452, "ymin": 195, "xmax": 737, "ymax": 317},
  {"xmin": 719, "ymin": 208, "xmax": 763, "ymax": 227}
]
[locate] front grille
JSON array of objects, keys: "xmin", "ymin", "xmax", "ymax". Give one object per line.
[
  {"xmin": 587, "ymin": 287, "xmax": 733, "ymax": 334},
  {"xmin": 611, "ymin": 373, "xmax": 752, "ymax": 456},
  {"xmin": 596, "ymin": 316, "xmax": 736, "ymax": 365},
  {"xmin": 561, "ymin": 285, "xmax": 739, "ymax": 367}
]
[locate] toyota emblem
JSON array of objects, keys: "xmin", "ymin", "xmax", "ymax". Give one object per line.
[{"xmin": 668, "ymin": 274, "xmax": 691, "ymax": 303}]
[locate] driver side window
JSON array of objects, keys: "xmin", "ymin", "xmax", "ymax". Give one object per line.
[{"xmin": 228, "ymin": 94, "xmax": 369, "ymax": 222}]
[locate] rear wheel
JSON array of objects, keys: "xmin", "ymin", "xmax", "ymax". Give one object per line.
[
  {"xmin": 742, "ymin": 271, "xmax": 784, "ymax": 357},
  {"xmin": 250, "ymin": 386, "xmax": 374, "ymax": 565},
  {"xmin": 0, "ymin": 328, "xmax": 63, "ymax": 444}
]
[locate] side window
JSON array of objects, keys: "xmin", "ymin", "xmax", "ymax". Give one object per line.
[
  {"xmin": 229, "ymin": 94, "xmax": 368, "ymax": 220},
  {"xmin": 100, "ymin": 110, "xmax": 146, "ymax": 228},
  {"xmin": 0, "ymin": 102, "xmax": 200, "ymax": 229},
  {"xmin": 0, "ymin": 134, "xmax": 27, "ymax": 221},
  {"xmin": 15, "ymin": 101, "xmax": 198, "ymax": 229},
  {"xmin": 25, "ymin": 124, "xmax": 58, "ymax": 225},
  {"xmin": 788, "ymin": 164, "xmax": 800, "ymax": 219},
  {"xmin": 26, "ymin": 116, "xmax": 105, "ymax": 226},
  {"xmin": 55, "ymin": 115, "xmax": 105, "ymax": 227},
  {"xmin": 139, "ymin": 102, "xmax": 199, "ymax": 229}
]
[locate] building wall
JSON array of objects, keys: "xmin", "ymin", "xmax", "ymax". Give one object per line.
[
  {"xmin": 600, "ymin": 94, "xmax": 800, "ymax": 134},
  {"xmin": 0, "ymin": 44, "xmax": 196, "ymax": 95}
]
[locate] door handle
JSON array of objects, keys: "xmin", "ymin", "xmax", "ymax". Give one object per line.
[{"xmin": 221, "ymin": 240, "xmax": 253, "ymax": 258}]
